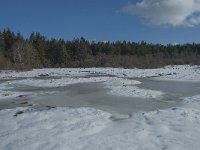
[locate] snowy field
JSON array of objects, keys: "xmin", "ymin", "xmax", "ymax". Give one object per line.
[
  {"xmin": 0, "ymin": 65, "xmax": 200, "ymax": 150},
  {"xmin": 0, "ymin": 65, "xmax": 200, "ymax": 81}
]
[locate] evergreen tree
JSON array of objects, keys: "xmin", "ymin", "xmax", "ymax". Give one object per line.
[{"xmin": 0, "ymin": 29, "xmax": 199, "ymax": 70}]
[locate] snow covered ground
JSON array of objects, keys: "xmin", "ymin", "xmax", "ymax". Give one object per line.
[
  {"xmin": 0, "ymin": 65, "xmax": 199, "ymax": 100},
  {"xmin": 0, "ymin": 107, "xmax": 112, "ymax": 150},
  {"xmin": 0, "ymin": 65, "xmax": 200, "ymax": 150},
  {"xmin": 0, "ymin": 65, "xmax": 200, "ymax": 81},
  {"xmin": 0, "ymin": 95, "xmax": 200, "ymax": 150}
]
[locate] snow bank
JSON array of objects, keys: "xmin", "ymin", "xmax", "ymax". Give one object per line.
[
  {"xmin": 84, "ymin": 107, "xmax": 200, "ymax": 150},
  {"xmin": 0, "ymin": 68, "xmax": 92, "ymax": 79},
  {"xmin": 183, "ymin": 95, "xmax": 200, "ymax": 109},
  {"xmin": 104, "ymin": 77, "xmax": 163, "ymax": 98},
  {"xmin": 0, "ymin": 65, "xmax": 200, "ymax": 81},
  {"xmin": 0, "ymin": 91, "xmax": 26, "ymax": 100},
  {"xmin": 0, "ymin": 83, "xmax": 29, "ymax": 100},
  {"xmin": 107, "ymin": 85, "xmax": 163, "ymax": 99},
  {"xmin": 8, "ymin": 77, "xmax": 109, "ymax": 88},
  {"xmin": 128, "ymin": 107, "xmax": 200, "ymax": 150},
  {"xmin": 0, "ymin": 107, "xmax": 111, "ymax": 150},
  {"xmin": 156, "ymin": 65, "xmax": 200, "ymax": 81}
]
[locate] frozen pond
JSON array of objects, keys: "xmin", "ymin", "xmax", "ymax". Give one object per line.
[
  {"xmin": 138, "ymin": 78, "xmax": 200, "ymax": 98},
  {"xmin": 33, "ymin": 78, "xmax": 200, "ymax": 115},
  {"xmin": 1, "ymin": 77, "xmax": 200, "ymax": 115}
]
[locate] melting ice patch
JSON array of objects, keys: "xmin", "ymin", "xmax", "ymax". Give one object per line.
[
  {"xmin": 2, "ymin": 77, "xmax": 163, "ymax": 99},
  {"xmin": 0, "ymin": 82, "xmax": 30, "ymax": 100}
]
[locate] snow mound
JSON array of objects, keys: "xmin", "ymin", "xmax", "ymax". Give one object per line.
[
  {"xmin": 105, "ymin": 77, "xmax": 163, "ymax": 98},
  {"xmin": 8, "ymin": 77, "xmax": 109, "ymax": 88},
  {"xmin": 130, "ymin": 108, "xmax": 200, "ymax": 150},
  {"xmin": 107, "ymin": 85, "xmax": 163, "ymax": 99},
  {"xmin": 0, "ymin": 107, "xmax": 111, "ymax": 150},
  {"xmin": 183, "ymin": 95, "xmax": 200, "ymax": 109},
  {"xmin": 74, "ymin": 107, "xmax": 200, "ymax": 150}
]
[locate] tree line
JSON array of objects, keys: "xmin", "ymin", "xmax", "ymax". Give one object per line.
[{"xmin": 0, "ymin": 29, "xmax": 200, "ymax": 70}]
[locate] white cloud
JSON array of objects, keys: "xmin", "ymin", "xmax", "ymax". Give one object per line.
[{"xmin": 123, "ymin": 0, "xmax": 200, "ymax": 27}]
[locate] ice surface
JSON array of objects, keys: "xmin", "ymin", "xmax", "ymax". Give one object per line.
[{"xmin": 0, "ymin": 76, "xmax": 163, "ymax": 99}]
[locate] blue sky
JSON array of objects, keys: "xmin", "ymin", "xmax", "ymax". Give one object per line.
[{"xmin": 1, "ymin": 0, "xmax": 200, "ymax": 44}]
